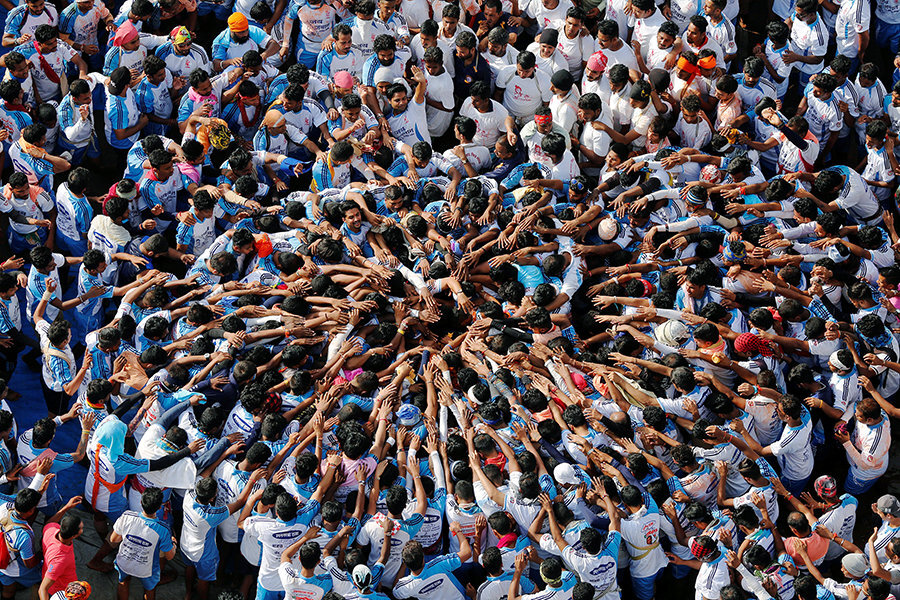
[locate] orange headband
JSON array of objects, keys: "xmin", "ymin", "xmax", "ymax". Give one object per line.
[
  {"xmin": 677, "ymin": 57, "xmax": 701, "ymax": 86},
  {"xmin": 697, "ymin": 55, "xmax": 717, "ymax": 69}
]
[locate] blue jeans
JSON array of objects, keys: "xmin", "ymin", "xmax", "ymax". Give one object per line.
[
  {"xmin": 877, "ymin": 18, "xmax": 900, "ymax": 55},
  {"xmin": 844, "ymin": 469, "xmax": 880, "ymax": 495}
]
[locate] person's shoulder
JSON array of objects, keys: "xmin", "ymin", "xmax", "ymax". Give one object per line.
[{"xmin": 41, "ymin": 521, "xmax": 60, "ymax": 542}]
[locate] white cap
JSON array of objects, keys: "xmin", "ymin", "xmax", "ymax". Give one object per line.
[
  {"xmin": 554, "ymin": 463, "xmax": 579, "ymax": 486},
  {"xmin": 597, "ymin": 217, "xmax": 619, "ymax": 241},
  {"xmin": 656, "ymin": 320, "xmax": 689, "ymax": 347}
]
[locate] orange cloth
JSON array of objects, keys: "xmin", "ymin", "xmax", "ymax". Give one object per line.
[{"xmin": 227, "ymin": 12, "xmax": 248, "ymax": 31}]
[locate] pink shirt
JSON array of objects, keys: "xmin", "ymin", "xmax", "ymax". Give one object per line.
[{"xmin": 41, "ymin": 523, "xmax": 77, "ymax": 595}]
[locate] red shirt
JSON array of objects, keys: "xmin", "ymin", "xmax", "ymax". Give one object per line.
[{"xmin": 41, "ymin": 523, "xmax": 77, "ymax": 595}]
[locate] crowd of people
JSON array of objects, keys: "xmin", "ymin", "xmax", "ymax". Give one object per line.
[{"xmin": 0, "ymin": 0, "xmax": 897, "ymax": 596}]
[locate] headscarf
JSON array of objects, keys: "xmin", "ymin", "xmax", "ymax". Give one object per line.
[
  {"xmin": 681, "ymin": 185, "xmax": 707, "ymax": 207},
  {"xmin": 93, "ymin": 417, "xmax": 127, "ymax": 462},
  {"xmin": 858, "ymin": 327, "xmax": 893, "ymax": 350},
  {"xmin": 734, "ymin": 332, "xmax": 773, "ymax": 357},
  {"xmin": 540, "ymin": 560, "xmax": 562, "ymax": 585},
  {"xmin": 697, "ymin": 55, "xmax": 717, "ymax": 70},
  {"xmin": 262, "ymin": 109, "xmax": 286, "ymax": 129},
  {"xmin": 206, "ymin": 121, "xmax": 232, "ymax": 150},
  {"xmin": 827, "ymin": 351, "xmax": 850, "ymax": 371},
  {"xmin": 65, "ymin": 582, "xmax": 91, "ymax": 600},
  {"xmin": 170, "ymin": 26, "xmax": 191, "ymax": 45},
  {"xmin": 112, "ymin": 21, "xmax": 138, "ymax": 47}
]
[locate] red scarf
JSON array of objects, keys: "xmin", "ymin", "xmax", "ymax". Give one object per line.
[
  {"xmin": 236, "ymin": 96, "xmax": 257, "ymax": 128},
  {"xmin": 4, "ymin": 103, "xmax": 27, "ymax": 113},
  {"xmin": 33, "ymin": 41, "xmax": 59, "ymax": 84}
]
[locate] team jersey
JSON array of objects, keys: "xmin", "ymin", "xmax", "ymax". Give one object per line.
[
  {"xmin": 560, "ymin": 531, "xmax": 620, "ymax": 596},
  {"xmin": 769, "ymin": 408, "xmax": 814, "ymax": 481},
  {"xmin": 277, "ymin": 563, "xmax": 333, "ymax": 600},
  {"xmin": 847, "ymin": 415, "xmax": 891, "ymax": 481},
  {"xmin": 357, "ymin": 512, "xmax": 425, "ymax": 584},
  {"xmin": 181, "ymin": 490, "xmax": 231, "ymax": 564},
  {"xmin": 394, "ymin": 554, "xmax": 465, "ymax": 599},
  {"xmin": 385, "ymin": 98, "xmax": 430, "ymax": 146},
  {"xmin": 113, "ymin": 511, "xmax": 173, "ymax": 580},
  {"xmin": 244, "ymin": 501, "xmax": 321, "ymax": 592}
]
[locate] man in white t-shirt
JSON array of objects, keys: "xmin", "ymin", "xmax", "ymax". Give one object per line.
[
  {"xmin": 110, "ymin": 487, "xmax": 176, "ymax": 596},
  {"xmin": 355, "ymin": 459, "xmax": 428, "ymax": 584},
  {"xmin": 786, "ymin": 0, "xmax": 829, "ymax": 86},
  {"xmin": 495, "ymin": 51, "xmax": 552, "ymax": 122},
  {"xmin": 422, "ymin": 46, "xmax": 455, "ymax": 138},
  {"xmin": 459, "ymin": 80, "xmax": 514, "ymax": 147},
  {"xmin": 837, "ymin": 396, "xmax": 891, "ymax": 494},
  {"xmin": 618, "ymin": 486, "xmax": 668, "ymax": 600}
]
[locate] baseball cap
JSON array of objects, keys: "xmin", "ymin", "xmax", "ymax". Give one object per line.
[
  {"xmin": 554, "ymin": 463, "xmax": 579, "ymax": 486},
  {"xmin": 878, "ymin": 494, "xmax": 900, "ymax": 517}
]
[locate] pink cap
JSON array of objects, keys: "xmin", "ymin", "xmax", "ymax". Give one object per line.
[
  {"xmin": 587, "ymin": 51, "xmax": 607, "ymax": 73},
  {"xmin": 333, "ymin": 71, "xmax": 354, "ymax": 89}
]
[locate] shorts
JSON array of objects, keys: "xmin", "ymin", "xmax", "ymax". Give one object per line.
[
  {"xmin": 55, "ymin": 233, "xmax": 88, "ymax": 258},
  {"xmin": 116, "ymin": 565, "xmax": 159, "ymax": 590},
  {"xmin": 844, "ymin": 468, "xmax": 880, "ymax": 495},
  {"xmin": 8, "ymin": 228, "xmax": 47, "ymax": 255},
  {"xmin": 780, "ymin": 474, "xmax": 811, "ymax": 496},
  {"xmin": 0, "ymin": 566, "xmax": 40, "ymax": 587},
  {"xmin": 184, "ymin": 551, "xmax": 218, "ymax": 581},
  {"xmin": 631, "ymin": 567, "xmax": 665, "ymax": 600},
  {"xmin": 40, "ymin": 379, "xmax": 68, "ymax": 417},
  {"xmin": 256, "ymin": 584, "xmax": 285, "ymax": 600}
]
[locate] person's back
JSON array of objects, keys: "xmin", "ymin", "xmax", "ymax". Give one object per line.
[
  {"xmin": 112, "ymin": 509, "xmax": 172, "ymax": 581},
  {"xmin": 395, "ymin": 554, "xmax": 466, "ymax": 599},
  {"xmin": 245, "ymin": 493, "xmax": 320, "ymax": 596},
  {"xmin": 181, "ymin": 488, "xmax": 229, "ymax": 568}
]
